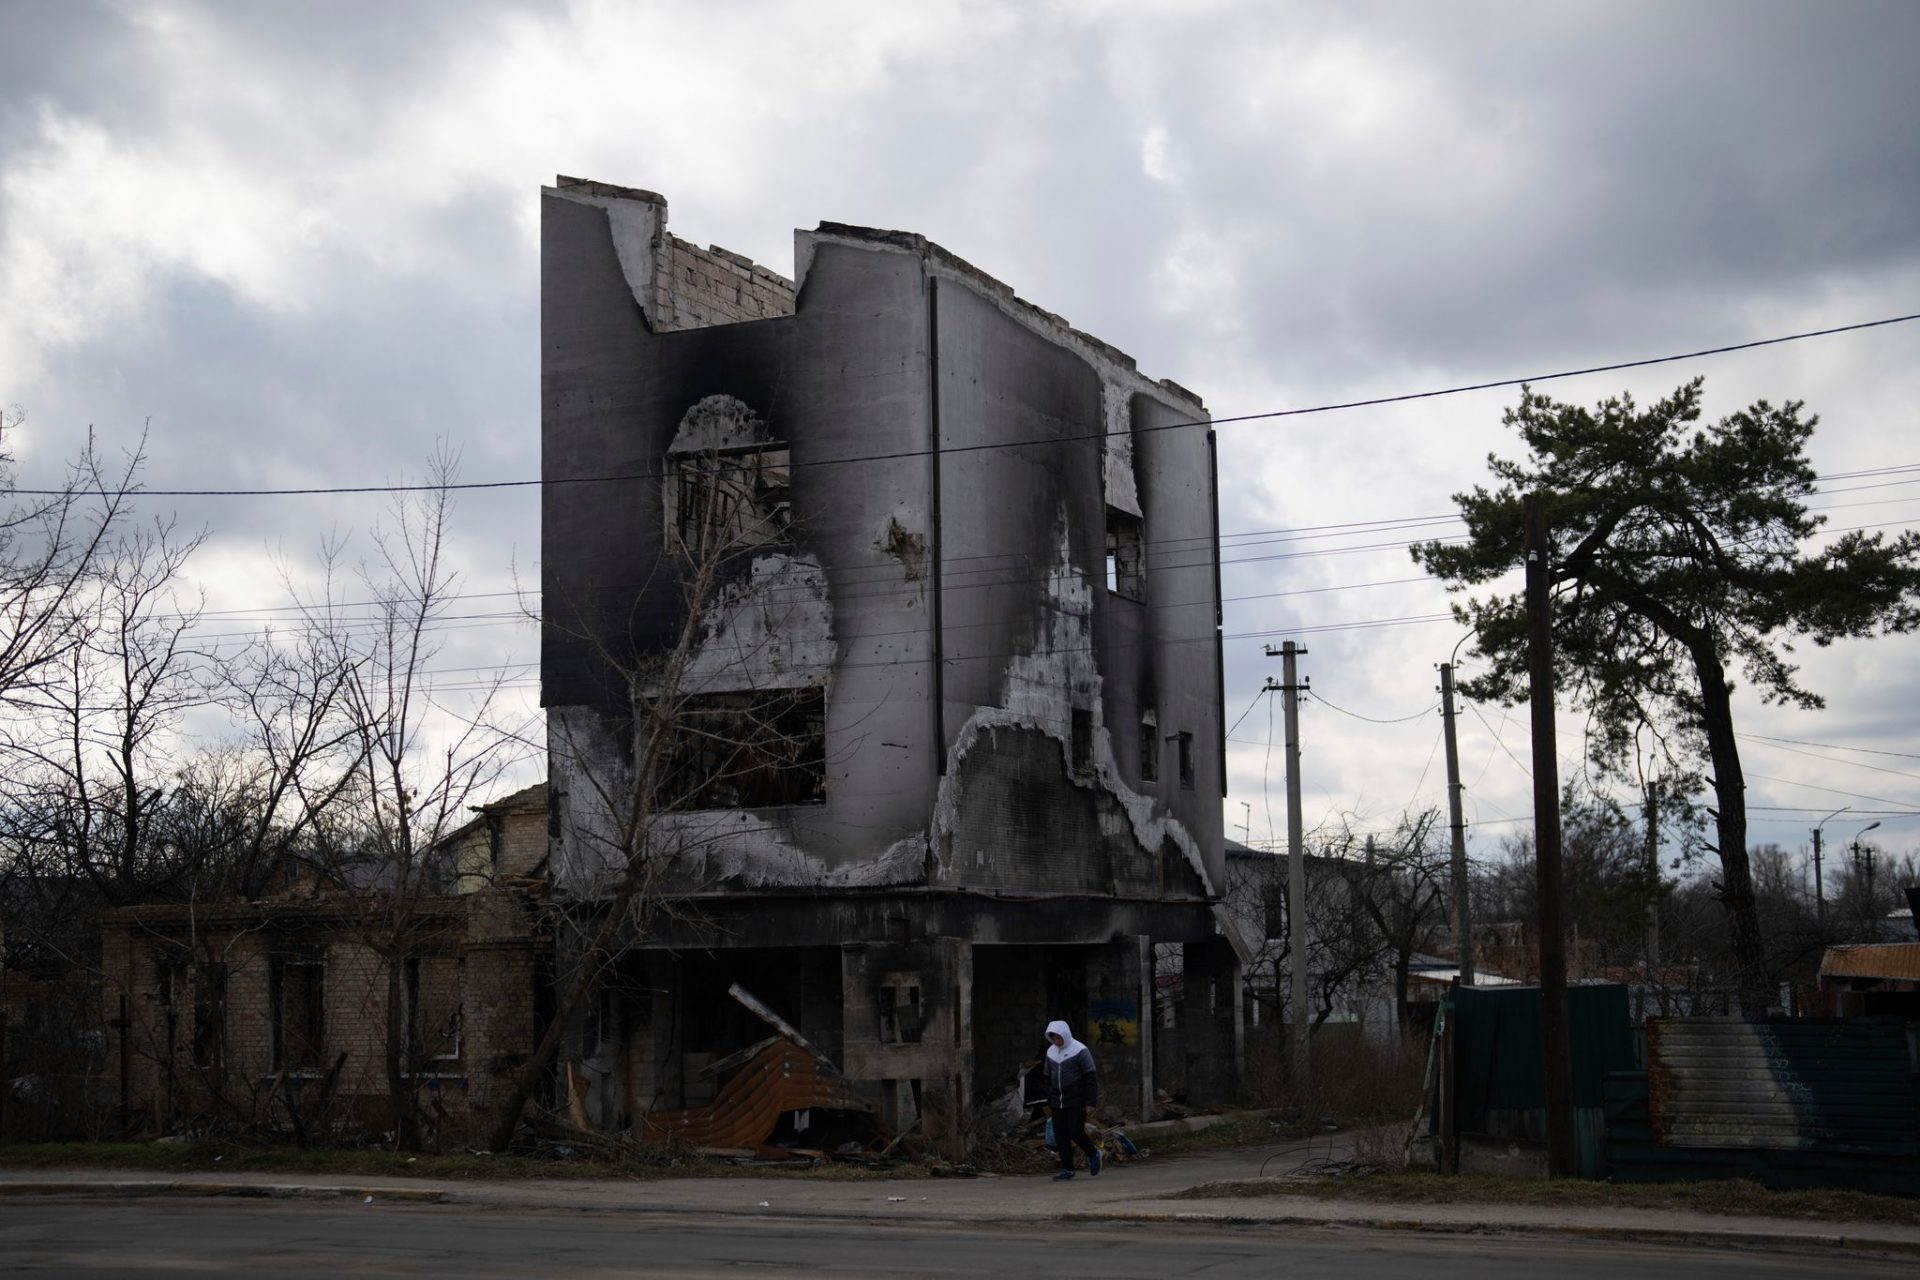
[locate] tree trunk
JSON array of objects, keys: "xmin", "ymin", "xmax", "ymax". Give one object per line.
[
  {"xmin": 485, "ymin": 886, "xmax": 637, "ymax": 1152},
  {"xmin": 385, "ymin": 948, "xmax": 418, "ymax": 1150},
  {"xmin": 1693, "ymin": 642, "xmax": 1770, "ymax": 1015}
]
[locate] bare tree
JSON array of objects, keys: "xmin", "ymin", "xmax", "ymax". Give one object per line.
[
  {"xmin": 1339, "ymin": 811, "xmax": 1449, "ymax": 1029},
  {"xmin": 487, "ymin": 434, "xmax": 829, "ymax": 1152}
]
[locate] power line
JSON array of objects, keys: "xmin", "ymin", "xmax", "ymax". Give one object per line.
[
  {"xmin": 1744, "ymin": 771, "xmax": 1916, "ymax": 812},
  {"xmin": 1742, "ymin": 737, "xmax": 1920, "ymax": 786},
  {"xmin": 1745, "ymin": 732, "xmax": 1920, "ymax": 763},
  {"xmin": 21, "ymin": 312, "xmax": 1919, "ymax": 499},
  {"xmin": 126, "ymin": 463, "xmax": 1920, "ymax": 623},
  {"xmin": 1307, "ymin": 690, "xmax": 1439, "ymax": 725}
]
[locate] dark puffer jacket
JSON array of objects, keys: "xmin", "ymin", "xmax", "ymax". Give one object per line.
[{"xmin": 1047, "ymin": 1046, "xmax": 1099, "ymax": 1110}]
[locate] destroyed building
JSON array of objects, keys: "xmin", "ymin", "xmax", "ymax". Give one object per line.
[
  {"xmin": 92, "ymin": 784, "xmax": 548, "ymax": 1142},
  {"xmin": 541, "ymin": 177, "xmax": 1244, "ymax": 1140}
]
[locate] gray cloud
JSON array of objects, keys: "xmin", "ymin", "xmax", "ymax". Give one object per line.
[{"xmin": 3, "ymin": 0, "xmax": 1915, "ymax": 845}]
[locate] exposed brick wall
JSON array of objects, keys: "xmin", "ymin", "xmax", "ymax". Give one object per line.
[
  {"xmin": 652, "ymin": 234, "xmax": 796, "ymax": 331},
  {"xmin": 96, "ymin": 892, "xmax": 539, "ymax": 1143}
]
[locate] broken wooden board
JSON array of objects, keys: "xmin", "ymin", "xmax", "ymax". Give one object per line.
[{"xmin": 726, "ymin": 982, "xmax": 842, "ymax": 1075}]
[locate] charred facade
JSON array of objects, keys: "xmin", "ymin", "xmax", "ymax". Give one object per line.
[{"xmin": 541, "ymin": 177, "xmax": 1244, "ymax": 1139}]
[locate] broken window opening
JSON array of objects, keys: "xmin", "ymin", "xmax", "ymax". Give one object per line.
[
  {"xmin": 405, "ymin": 954, "xmax": 464, "ymax": 1071},
  {"xmin": 1139, "ymin": 714, "xmax": 1159, "ymax": 783},
  {"xmin": 270, "ymin": 958, "xmax": 326, "ymax": 1075},
  {"xmin": 667, "ymin": 445, "xmax": 793, "ymax": 557},
  {"xmin": 156, "ymin": 959, "xmax": 184, "ymax": 1062},
  {"xmin": 1176, "ymin": 731, "xmax": 1195, "ymax": 791},
  {"xmin": 1070, "ymin": 706, "xmax": 1093, "ymax": 776},
  {"xmin": 1105, "ymin": 508, "xmax": 1146, "ymax": 601},
  {"xmin": 656, "ymin": 687, "xmax": 827, "ymax": 810},
  {"xmin": 877, "ymin": 979, "xmax": 924, "ymax": 1045},
  {"xmin": 193, "ymin": 964, "xmax": 226, "ymax": 1070},
  {"xmin": 1262, "ymin": 880, "xmax": 1288, "ymax": 941}
]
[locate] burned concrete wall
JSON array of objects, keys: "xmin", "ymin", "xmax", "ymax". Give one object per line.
[
  {"xmin": 542, "ymin": 180, "xmax": 1225, "ymax": 914},
  {"xmin": 542, "ymin": 183, "xmax": 1239, "ymax": 1130}
]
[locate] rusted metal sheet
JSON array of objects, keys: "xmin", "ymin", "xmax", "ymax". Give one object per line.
[
  {"xmin": 1820, "ymin": 942, "xmax": 1920, "ymax": 982},
  {"xmin": 640, "ymin": 1037, "xmax": 878, "ymax": 1153},
  {"xmin": 1645, "ymin": 1018, "xmax": 1917, "ymax": 1156}
]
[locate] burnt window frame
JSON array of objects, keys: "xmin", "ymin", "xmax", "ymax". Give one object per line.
[
  {"xmin": 1139, "ymin": 711, "xmax": 1159, "ymax": 783},
  {"xmin": 656, "ymin": 686, "xmax": 828, "ymax": 811},
  {"xmin": 1176, "ymin": 731, "xmax": 1196, "ymax": 791},
  {"xmin": 665, "ymin": 443, "xmax": 794, "ymax": 558},
  {"xmin": 1104, "ymin": 507, "xmax": 1146, "ymax": 601},
  {"xmin": 192, "ymin": 963, "xmax": 226, "ymax": 1071},
  {"xmin": 269, "ymin": 954, "xmax": 327, "ymax": 1076},
  {"xmin": 403, "ymin": 952, "xmax": 465, "ymax": 1074},
  {"xmin": 878, "ymin": 977, "xmax": 924, "ymax": 1045}
]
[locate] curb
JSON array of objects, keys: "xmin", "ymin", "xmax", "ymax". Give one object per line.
[
  {"xmin": 1056, "ymin": 1207, "xmax": 1920, "ymax": 1258},
  {"xmin": 5, "ymin": 1180, "xmax": 1917, "ymax": 1258},
  {"xmin": 0, "ymin": 1181, "xmax": 445, "ymax": 1204}
]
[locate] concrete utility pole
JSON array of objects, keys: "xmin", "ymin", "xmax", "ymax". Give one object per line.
[
  {"xmin": 1439, "ymin": 662, "xmax": 1474, "ymax": 985},
  {"xmin": 1853, "ymin": 820, "xmax": 1882, "ymax": 916},
  {"xmin": 1523, "ymin": 494, "xmax": 1576, "ymax": 1179},
  {"xmin": 1266, "ymin": 641, "xmax": 1312, "ymax": 1096},
  {"xmin": 1811, "ymin": 805, "xmax": 1849, "ymax": 924}
]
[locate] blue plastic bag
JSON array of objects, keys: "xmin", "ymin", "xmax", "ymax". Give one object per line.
[{"xmin": 1044, "ymin": 1116, "xmax": 1057, "ymax": 1150}]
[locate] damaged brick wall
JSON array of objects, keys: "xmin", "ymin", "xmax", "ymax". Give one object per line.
[
  {"xmin": 656, "ymin": 236, "xmax": 795, "ymax": 329},
  {"xmin": 549, "ymin": 175, "xmax": 795, "ymax": 334},
  {"xmin": 96, "ymin": 889, "xmax": 539, "ymax": 1142}
]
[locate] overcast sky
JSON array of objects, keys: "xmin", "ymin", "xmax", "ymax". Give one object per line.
[{"xmin": 4, "ymin": 0, "xmax": 1917, "ymax": 872}]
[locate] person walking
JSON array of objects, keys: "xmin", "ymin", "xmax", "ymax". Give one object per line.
[{"xmin": 1044, "ymin": 1019, "xmax": 1101, "ymax": 1181}]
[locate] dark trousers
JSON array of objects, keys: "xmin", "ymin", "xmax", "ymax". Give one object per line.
[{"xmin": 1054, "ymin": 1106, "xmax": 1098, "ymax": 1171}]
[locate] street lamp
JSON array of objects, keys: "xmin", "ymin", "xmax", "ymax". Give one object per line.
[{"xmin": 1811, "ymin": 806, "xmax": 1850, "ymax": 923}]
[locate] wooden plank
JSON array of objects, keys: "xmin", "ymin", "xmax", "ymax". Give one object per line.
[{"xmin": 728, "ymin": 982, "xmax": 842, "ymax": 1075}]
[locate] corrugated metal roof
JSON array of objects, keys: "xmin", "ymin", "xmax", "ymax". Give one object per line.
[{"xmin": 1820, "ymin": 943, "xmax": 1920, "ymax": 981}]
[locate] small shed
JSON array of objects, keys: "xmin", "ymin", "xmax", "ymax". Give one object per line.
[{"xmin": 1817, "ymin": 942, "xmax": 1920, "ymax": 1020}]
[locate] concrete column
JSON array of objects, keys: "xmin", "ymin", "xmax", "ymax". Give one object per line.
[
  {"xmin": 840, "ymin": 937, "xmax": 974, "ymax": 1152},
  {"xmin": 1180, "ymin": 937, "xmax": 1244, "ymax": 1105},
  {"xmin": 1081, "ymin": 936, "xmax": 1154, "ymax": 1120},
  {"xmin": 1135, "ymin": 936, "xmax": 1156, "ymax": 1121}
]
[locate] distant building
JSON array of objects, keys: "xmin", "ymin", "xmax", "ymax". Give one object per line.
[{"xmin": 94, "ymin": 785, "xmax": 548, "ymax": 1141}]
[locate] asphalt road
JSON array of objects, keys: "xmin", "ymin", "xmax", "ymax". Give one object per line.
[{"xmin": 1, "ymin": 1200, "xmax": 1911, "ymax": 1278}]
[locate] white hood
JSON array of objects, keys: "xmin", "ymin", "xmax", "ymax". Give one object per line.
[{"xmin": 1045, "ymin": 1019, "xmax": 1084, "ymax": 1063}]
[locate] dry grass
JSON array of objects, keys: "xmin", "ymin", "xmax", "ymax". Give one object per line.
[
  {"xmin": 0, "ymin": 1141, "xmax": 925, "ymax": 1182},
  {"xmin": 1135, "ymin": 1111, "xmax": 1316, "ymax": 1158},
  {"xmin": 1170, "ymin": 1172, "xmax": 1920, "ymax": 1225}
]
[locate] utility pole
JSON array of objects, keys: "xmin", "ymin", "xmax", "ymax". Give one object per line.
[
  {"xmin": 1853, "ymin": 820, "xmax": 1882, "ymax": 919},
  {"xmin": 1439, "ymin": 662, "xmax": 1474, "ymax": 985},
  {"xmin": 1812, "ymin": 825, "xmax": 1826, "ymax": 922},
  {"xmin": 1523, "ymin": 494, "xmax": 1576, "ymax": 1179},
  {"xmin": 1266, "ymin": 641, "xmax": 1311, "ymax": 1097},
  {"xmin": 1811, "ymin": 805, "xmax": 1849, "ymax": 924}
]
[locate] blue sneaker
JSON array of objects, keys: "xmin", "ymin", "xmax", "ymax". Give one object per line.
[
  {"xmin": 1090, "ymin": 1149, "xmax": 1102, "ymax": 1177},
  {"xmin": 1053, "ymin": 1169, "xmax": 1075, "ymax": 1181}
]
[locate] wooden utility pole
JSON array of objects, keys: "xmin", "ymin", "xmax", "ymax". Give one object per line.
[
  {"xmin": 1523, "ymin": 494, "xmax": 1577, "ymax": 1179},
  {"xmin": 1269, "ymin": 641, "xmax": 1311, "ymax": 1097},
  {"xmin": 1439, "ymin": 662, "xmax": 1474, "ymax": 985}
]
